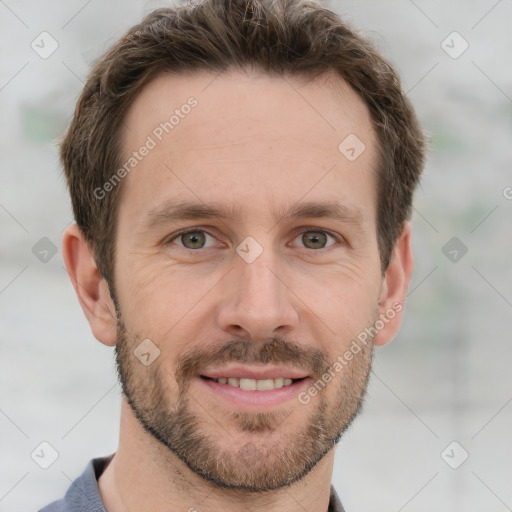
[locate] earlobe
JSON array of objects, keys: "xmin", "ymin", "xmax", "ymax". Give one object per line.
[
  {"xmin": 373, "ymin": 221, "xmax": 414, "ymax": 347},
  {"xmin": 62, "ymin": 224, "xmax": 117, "ymax": 347}
]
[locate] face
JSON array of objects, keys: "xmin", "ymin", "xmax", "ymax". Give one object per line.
[{"xmin": 112, "ymin": 70, "xmax": 383, "ymax": 491}]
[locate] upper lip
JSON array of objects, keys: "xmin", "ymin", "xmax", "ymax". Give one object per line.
[{"xmin": 200, "ymin": 365, "xmax": 310, "ymax": 380}]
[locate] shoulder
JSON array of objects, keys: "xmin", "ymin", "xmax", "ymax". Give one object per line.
[{"xmin": 37, "ymin": 454, "xmax": 114, "ymax": 512}]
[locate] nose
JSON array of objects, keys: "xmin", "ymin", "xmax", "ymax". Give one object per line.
[{"xmin": 216, "ymin": 246, "xmax": 300, "ymax": 343}]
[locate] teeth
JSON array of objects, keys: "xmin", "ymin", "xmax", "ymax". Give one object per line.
[
  {"xmin": 240, "ymin": 378, "xmax": 256, "ymax": 390},
  {"xmin": 273, "ymin": 378, "xmax": 284, "ymax": 389},
  {"xmin": 214, "ymin": 377, "xmax": 295, "ymax": 390}
]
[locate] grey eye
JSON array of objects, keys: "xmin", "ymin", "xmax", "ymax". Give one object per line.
[
  {"xmin": 172, "ymin": 230, "xmax": 215, "ymax": 249},
  {"xmin": 297, "ymin": 230, "xmax": 335, "ymax": 249},
  {"xmin": 181, "ymin": 231, "xmax": 205, "ymax": 249}
]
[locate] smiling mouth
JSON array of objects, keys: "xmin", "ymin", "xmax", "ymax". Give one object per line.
[{"xmin": 200, "ymin": 375, "xmax": 306, "ymax": 391}]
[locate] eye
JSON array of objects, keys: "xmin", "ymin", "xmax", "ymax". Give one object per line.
[
  {"xmin": 168, "ymin": 229, "xmax": 217, "ymax": 250},
  {"xmin": 291, "ymin": 229, "xmax": 339, "ymax": 250}
]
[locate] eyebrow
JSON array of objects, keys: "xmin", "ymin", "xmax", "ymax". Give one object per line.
[{"xmin": 142, "ymin": 199, "xmax": 367, "ymax": 231}]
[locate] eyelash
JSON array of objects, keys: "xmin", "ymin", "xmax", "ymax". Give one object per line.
[{"xmin": 165, "ymin": 227, "xmax": 343, "ymax": 250}]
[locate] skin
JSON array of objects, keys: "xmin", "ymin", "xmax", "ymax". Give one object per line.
[{"xmin": 62, "ymin": 69, "xmax": 413, "ymax": 512}]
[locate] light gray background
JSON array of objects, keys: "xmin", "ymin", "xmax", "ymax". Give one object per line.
[{"xmin": 1, "ymin": 1, "xmax": 511, "ymax": 511}]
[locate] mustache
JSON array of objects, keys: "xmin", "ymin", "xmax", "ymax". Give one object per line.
[{"xmin": 174, "ymin": 336, "xmax": 332, "ymax": 384}]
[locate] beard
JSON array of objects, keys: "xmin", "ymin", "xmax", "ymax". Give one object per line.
[{"xmin": 114, "ymin": 314, "xmax": 375, "ymax": 493}]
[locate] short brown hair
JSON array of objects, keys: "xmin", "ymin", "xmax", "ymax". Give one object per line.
[{"xmin": 61, "ymin": 0, "xmax": 426, "ymax": 292}]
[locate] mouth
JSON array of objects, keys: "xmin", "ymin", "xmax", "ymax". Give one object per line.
[
  {"xmin": 200, "ymin": 375, "xmax": 306, "ymax": 390},
  {"xmin": 198, "ymin": 373, "xmax": 311, "ymax": 408}
]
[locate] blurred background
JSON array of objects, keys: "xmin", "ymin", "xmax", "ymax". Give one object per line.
[{"xmin": 0, "ymin": 0, "xmax": 511, "ymax": 511}]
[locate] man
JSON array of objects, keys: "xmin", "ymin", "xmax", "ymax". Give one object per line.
[{"xmin": 39, "ymin": 0, "xmax": 425, "ymax": 510}]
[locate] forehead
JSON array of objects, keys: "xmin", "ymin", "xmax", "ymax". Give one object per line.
[{"xmin": 118, "ymin": 69, "xmax": 377, "ymax": 228}]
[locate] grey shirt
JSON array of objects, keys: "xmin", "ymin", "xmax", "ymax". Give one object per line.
[{"xmin": 38, "ymin": 454, "xmax": 345, "ymax": 512}]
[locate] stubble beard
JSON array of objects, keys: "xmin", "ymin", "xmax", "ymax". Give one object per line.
[{"xmin": 114, "ymin": 317, "xmax": 375, "ymax": 492}]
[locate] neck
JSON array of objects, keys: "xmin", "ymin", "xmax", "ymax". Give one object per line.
[{"xmin": 98, "ymin": 398, "xmax": 335, "ymax": 512}]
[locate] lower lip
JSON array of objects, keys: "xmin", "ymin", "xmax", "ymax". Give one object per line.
[{"xmin": 198, "ymin": 376, "xmax": 311, "ymax": 408}]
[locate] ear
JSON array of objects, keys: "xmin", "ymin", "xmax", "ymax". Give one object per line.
[
  {"xmin": 62, "ymin": 223, "xmax": 117, "ymax": 346},
  {"xmin": 373, "ymin": 221, "xmax": 414, "ymax": 347}
]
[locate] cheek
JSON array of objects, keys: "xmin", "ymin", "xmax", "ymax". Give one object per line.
[
  {"xmin": 302, "ymin": 266, "xmax": 381, "ymax": 346},
  {"xmin": 307, "ymin": 258, "xmax": 380, "ymax": 303},
  {"xmin": 115, "ymin": 257, "xmax": 221, "ymax": 340}
]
